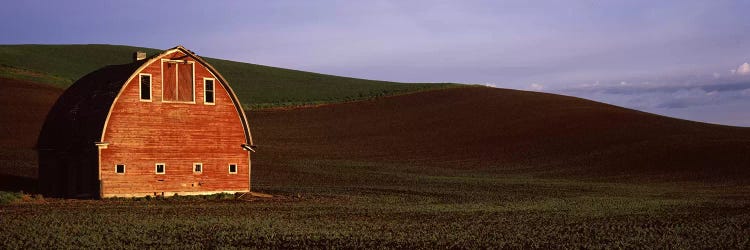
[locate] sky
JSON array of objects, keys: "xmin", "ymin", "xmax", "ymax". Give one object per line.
[{"xmin": 2, "ymin": 1, "xmax": 750, "ymax": 126}]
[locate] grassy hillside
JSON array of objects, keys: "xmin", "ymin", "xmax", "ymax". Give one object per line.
[{"xmin": 0, "ymin": 44, "xmax": 457, "ymax": 108}]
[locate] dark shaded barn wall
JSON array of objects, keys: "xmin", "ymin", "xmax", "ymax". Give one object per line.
[
  {"xmin": 38, "ymin": 63, "xmax": 141, "ymax": 198},
  {"xmin": 37, "ymin": 149, "xmax": 98, "ymax": 197},
  {"xmin": 37, "ymin": 47, "xmax": 253, "ymax": 198}
]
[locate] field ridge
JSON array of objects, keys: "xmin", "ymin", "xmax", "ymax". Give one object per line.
[{"xmin": 0, "ymin": 44, "xmax": 458, "ymax": 107}]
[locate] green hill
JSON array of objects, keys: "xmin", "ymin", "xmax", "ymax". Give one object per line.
[{"xmin": 0, "ymin": 44, "xmax": 458, "ymax": 108}]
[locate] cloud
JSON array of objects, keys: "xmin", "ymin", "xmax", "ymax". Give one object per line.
[
  {"xmin": 713, "ymin": 72, "xmax": 721, "ymax": 79},
  {"xmin": 558, "ymin": 79, "xmax": 750, "ymax": 112},
  {"xmin": 655, "ymin": 88, "xmax": 721, "ymax": 109},
  {"xmin": 529, "ymin": 83, "xmax": 544, "ymax": 91},
  {"xmin": 565, "ymin": 80, "xmax": 750, "ymax": 95},
  {"xmin": 737, "ymin": 62, "xmax": 750, "ymax": 75}
]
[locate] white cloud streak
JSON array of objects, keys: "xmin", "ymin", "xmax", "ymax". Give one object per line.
[
  {"xmin": 530, "ymin": 83, "xmax": 545, "ymax": 91},
  {"xmin": 737, "ymin": 62, "xmax": 750, "ymax": 75}
]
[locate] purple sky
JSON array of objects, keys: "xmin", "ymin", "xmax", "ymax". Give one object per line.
[{"xmin": 2, "ymin": 1, "xmax": 750, "ymax": 126}]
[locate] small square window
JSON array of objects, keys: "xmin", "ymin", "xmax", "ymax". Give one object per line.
[
  {"xmin": 155, "ymin": 163, "xmax": 165, "ymax": 174},
  {"xmin": 194, "ymin": 163, "xmax": 202, "ymax": 174},
  {"xmin": 228, "ymin": 164, "xmax": 237, "ymax": 174},
  {"xmin": 115, "ymin": 164, "xmax": 125, "ymax": 174}
]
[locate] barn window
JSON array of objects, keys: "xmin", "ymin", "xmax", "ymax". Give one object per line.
[
  {"xmin": 161, "ymin": 60, "xmax": 195, "ymax": 103},
  {"xmin": 204, "ymin": 78, "xmax": 215, "ymax": 104},
  {"xmin": 155, "ymin": 163, "xmax": 166, "ymax": 174},
  {"xmin": 228, "ymin": 164, "xmax": 237, "ymax": 174},
  {"xmin": 139, "ymin": 74, "xmax": 151, "ymax": 101},
  {"xmin": 193, "ymin": 163, "xmax": 202, "ymax": 174},
  {"xmin": 115, "ymin": 164, "xmax": 125, "ymax": 174}
]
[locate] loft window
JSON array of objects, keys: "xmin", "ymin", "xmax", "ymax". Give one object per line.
[
  {"xmin": 194, "ymin": 163, "xmax": 202, "ymax": 174},
  {"xmin": 155, "ymin": 163, "xmax": 165, "ymax": 174},
  {"xmin": 139, "ymin": 74, "xmax": 151, "ymax": 101},
  {"xmin": 162, "ymin": 60, "xmax": 194, "ymax": 102},
  {"xmin": 115, "ymin": 164, "xmax": 125, "ymax": 174},
  {"xmin": 228, "ymin": 164, "xmax": 237, "ymax": 174},
  {"xmin": 204, "ymin": 78, "xmax": 215, "ymax": 104}
]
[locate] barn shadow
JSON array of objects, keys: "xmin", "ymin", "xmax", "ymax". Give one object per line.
[
  {"xmin": 0, "ymin": 174, "xmax": 38, "ymax": 193},
  {"xmin": 0, "ymin": 77, "xmax": 58, "ymax": 195}
]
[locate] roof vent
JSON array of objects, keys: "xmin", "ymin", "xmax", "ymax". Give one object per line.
[{"xmin": 133, "ymin": 51, "xmax": 147, "ymax": 61}]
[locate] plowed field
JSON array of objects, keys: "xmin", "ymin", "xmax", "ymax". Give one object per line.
[
  {"xmin": 251, "ymin": 86, "xmax": 750, "ymax": 187},
  {"xmin": 2, "ymin": 77, "xmax": 750, "ymax": 248}
]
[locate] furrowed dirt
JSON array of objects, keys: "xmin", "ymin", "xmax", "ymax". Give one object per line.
[{"xmin": 250, "ymin": 86, "xmax": 750, "ymax": 183}]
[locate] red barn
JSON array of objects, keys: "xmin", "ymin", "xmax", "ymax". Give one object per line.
[{"xmin": 38, "ymin": 45, "xmax": 255, "ymax": 198}]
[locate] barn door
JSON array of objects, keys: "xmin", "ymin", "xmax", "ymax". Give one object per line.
[
  {"xmin": 162, "ymin": 61, "xmax": 194, "ymax": 102},
  {"xmin": 162, "ymin": 61, "xmax": 178, "ymax": 101},
  {"xmin": 177, "ymin": 63, "xmax": 194, "ymax": 102}
]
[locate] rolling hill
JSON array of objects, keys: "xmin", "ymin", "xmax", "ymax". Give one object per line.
[
  {"xmin": 0, "ymin": 44, "xmax": 457, "ymax": 108},
  {"xmin": 0, "ymin": 78, "xmax": 60, "ymax": 191},
  {"xmin": 3, "ymin": 75, "xmax": 749, "ymax": 190},
  {"xmin": 250, "ymin": 86, "xmax": 750, "ymax": 187},
  {"xmin": 1, "ymin": 44, "xmax": 749, "ymax": 190}
]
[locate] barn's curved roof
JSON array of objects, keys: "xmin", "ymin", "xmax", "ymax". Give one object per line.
[
  {"xmin": 37, "ymin": 46, "xmax": 253, "ymax": 151},
  {"xmin": 37, "ymin": 62, "xmax": 143, "ymax": 151}
]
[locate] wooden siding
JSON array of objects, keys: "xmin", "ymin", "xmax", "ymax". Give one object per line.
[
  {"xmin": 177, "ymin": 62, "xmax": 194, "ymax": 102},
  {"xmin": 162, "ymin": 61, "xmax": 177, "ymax": 101},
  {"xmin": 100, "ymin": 51, "xmax": 250, "ymax": 197}
]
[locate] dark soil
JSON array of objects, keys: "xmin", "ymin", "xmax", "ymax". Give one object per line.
[
  {"xmin": 251, "ymin": 87, "xmax": 750, "ymax": 182},
  {"xmin": 0, "ymin": 78, "xmax": 61, "ymax": 191}
]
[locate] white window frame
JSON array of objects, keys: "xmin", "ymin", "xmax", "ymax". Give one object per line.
[
  {"xmin": 203, "ymin": 78, "xmax": 215, "ymax": 105},
  {"xmin": 193, "ymin": 163, "xmax": 203, "ymax": 174},
  {"xmin": 155, "ymin": 163, "xmax": 166, "ymax": 174},
  {"xmin": 115, "ymin": 164, "xmax": 126, "ymax": 174},
  {"xmin": 139, "ymin": 73, "xmax": 152, "ymax": 102},
  {"xmin": 160, "ymin": 59, "xmax": 196, "ymax": 104},
  {"xmin": 228, "ymin": 164, "xmax": 238, "ymax": 174}
]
